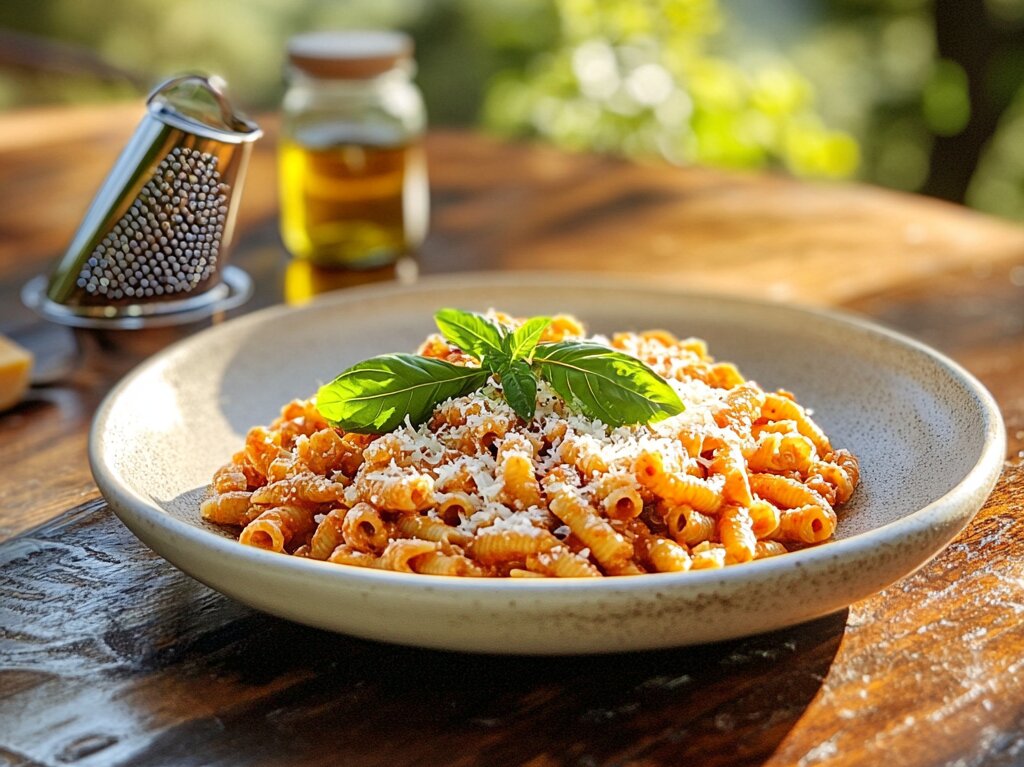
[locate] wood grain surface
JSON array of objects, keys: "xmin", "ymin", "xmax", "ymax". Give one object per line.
[{"xmin": 2, "ymin": 103, "xmax": 1024, "ymax": 767}]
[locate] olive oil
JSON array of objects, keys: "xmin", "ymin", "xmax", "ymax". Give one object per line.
[{"xmin": 279, "ymin": 136, "xmax": 427, "ymax": 269}]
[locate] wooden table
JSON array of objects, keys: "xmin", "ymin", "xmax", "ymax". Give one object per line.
[{"xmin": 2, "ymin": 104, "xmax": 1024, "ymax": 767}]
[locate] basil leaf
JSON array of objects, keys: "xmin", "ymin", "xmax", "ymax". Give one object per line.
[
  {"xmin": 532, "ymin": 342, "xmax": 684, "ymax": 426},
  {"xmin": 504, "ymin": 316, "xmax": 551, "ymax": 361},
  {"xmin": 497, "ymin": 359, "xmax": 538, "ymax": 421},
  {"xmin": 434, "ymin": 308, "xmax": 505, "ymax": 363},
  {"xmin": 316, "ymin": 354, "xmax": 490, "ymax": 433}
]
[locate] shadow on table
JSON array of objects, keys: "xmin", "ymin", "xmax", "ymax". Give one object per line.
[{"xmin": 123, "ymin": 608, "xmax": 847, "ymax": 767}]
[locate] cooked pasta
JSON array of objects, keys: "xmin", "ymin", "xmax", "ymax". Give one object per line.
[{"xmin": 202, "ymin": 312, "xmax": 859, "ymax": 576}]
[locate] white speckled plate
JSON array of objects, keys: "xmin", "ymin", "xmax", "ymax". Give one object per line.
[{"xmin": 90, "ymin": 274, "xmax": 1005, "ymax": 654}]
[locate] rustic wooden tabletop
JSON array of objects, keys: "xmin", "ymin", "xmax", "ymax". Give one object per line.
[{"xmin": 2, "ymin": 104, "xmax": 1024, "ymax": 767}]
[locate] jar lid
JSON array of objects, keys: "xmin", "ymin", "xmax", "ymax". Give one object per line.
[{"xmin": 287, "ymin": 31, "xmax": 413, "ymax": 79}]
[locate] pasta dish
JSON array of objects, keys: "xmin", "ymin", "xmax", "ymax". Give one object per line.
[{"xmin": 201, "ymin": 311, "xmax": 859, "ymax": 577}]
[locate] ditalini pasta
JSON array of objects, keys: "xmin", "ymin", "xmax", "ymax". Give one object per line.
[{"xmin": 202, "ymin": 312, "xmax": 859, "ymax": 576}]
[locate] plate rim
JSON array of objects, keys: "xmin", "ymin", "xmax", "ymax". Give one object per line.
[{"xmin": 89, "ymin": 271, "xmax": 1007, "ymax": 596}]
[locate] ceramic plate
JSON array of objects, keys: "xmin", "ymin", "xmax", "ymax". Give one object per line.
[{"xmin": 90, "ymin": 274, "xmax": 1005, "ymax": 654}]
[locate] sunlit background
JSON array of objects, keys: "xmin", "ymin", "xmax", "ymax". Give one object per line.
[{"xmin": 2, "ymin": 0, "xmax": 1024, "ymax": 220}]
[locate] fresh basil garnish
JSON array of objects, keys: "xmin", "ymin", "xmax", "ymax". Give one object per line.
[
  {"xmin": 434, "ymin": 308, "xmax": 505, "ymax": 364},
  {"xmin": 504, "ymin": 315, "xmax": 551, "ymax": 361},
  {"xmin": 316, "ymin": 353, "xmax": 489, "ymax": 433},
  {"xmin": 496, "ymin": 359, "xmax": 538, "ymax": 421},
  {"xmin": 533, "ymin": 341, "xmax": 684, "ymax": 425},
  {"xmin": 316, "ymin": 309, "xmax": 685, "ymax": 433}
]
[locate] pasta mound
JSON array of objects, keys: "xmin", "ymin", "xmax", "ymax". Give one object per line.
[{"xmin": 202, "ymin": 312, "xmax": 860, "ymax": 577}]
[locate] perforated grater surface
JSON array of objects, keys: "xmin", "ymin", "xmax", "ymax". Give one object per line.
[{"xmin": 23, "ymin": 75, "xmax": 262, "ymax": 328}]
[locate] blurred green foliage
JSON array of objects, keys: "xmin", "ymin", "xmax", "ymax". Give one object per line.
[
  {"xmin": 483, "ymin": 0, "xmax": 858, "ymax": 177},
  {"xmin": 755, "ymin": 0, "xmax": 1024, "ymax": 216},
  {"xmin": 1, "ymin": 0, "xmax": 1023, "ymax": 218}
]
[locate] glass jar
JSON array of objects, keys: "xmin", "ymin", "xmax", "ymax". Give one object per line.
[{"xmin": 279, "ymin": 31, "xmax": 428, "ymax": 270}]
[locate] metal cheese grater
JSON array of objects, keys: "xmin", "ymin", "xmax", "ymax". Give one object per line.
[{"xmin": 23, "ymin": 74, "xmax": 262, "ymax": 328}]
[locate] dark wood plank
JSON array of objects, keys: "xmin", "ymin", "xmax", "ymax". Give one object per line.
[{"xmin": 3, "ymin": 467, "xmax": 1023, "ymax": 767}]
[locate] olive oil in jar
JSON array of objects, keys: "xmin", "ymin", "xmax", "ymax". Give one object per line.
[
  {"xmin": 280, "ymin": 31, "xmax": 428, "ymax": 270},
  {"xmin": 279, "ymin": 129, "xmax": 427, "ymax": 268}
]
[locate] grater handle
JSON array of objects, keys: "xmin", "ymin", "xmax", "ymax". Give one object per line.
[{"xmin": 147, "ymin": 74, "xmax": 237, "ymax": 129}]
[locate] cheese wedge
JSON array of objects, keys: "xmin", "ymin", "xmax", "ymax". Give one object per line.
[{"xmin": 0, "ymin": 333, "xmax": 33, "ymax": 411}]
